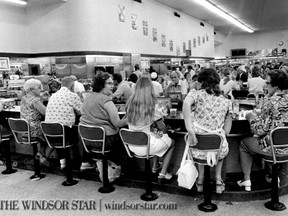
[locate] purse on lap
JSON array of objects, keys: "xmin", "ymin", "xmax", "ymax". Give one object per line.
[{"xmin": 150, "ymin": 118, "xmax": 167, "ymax": 138}]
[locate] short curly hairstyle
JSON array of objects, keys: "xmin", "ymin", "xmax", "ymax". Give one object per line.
[
  {"xmin": 92, "ymin": 72, "xmax": 111, "ymax": 92},
  {"xmin": 267, "ymin": 69, "xmax": 288, "ymax": 91},
  {"xmin": 198, "ymin": 68, "xmax": 221, "ymax": 96},
  {"xmin": 23, "ymin": 78, "xmax": 42, "ymax": 93}
]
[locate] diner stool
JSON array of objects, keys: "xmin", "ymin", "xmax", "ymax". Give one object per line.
[
  {"xmin": 0, "ymin": 125, "xmax": 17, "ymax": 174},
  {"xmin": 40, "ymin": 122, "xmax": 78, "ymax": 186},
  {"xmin": 119, "ymin": 128, "xmax": 158, "ymax": 201},
  {"xmin": 78, "ymin": 123, "xmax": 115, "ymax": 193},
  {"xmin": 262, "ymin": 127, "xmax": 288, "ymax": 211},
  {"xmin": 187, "ymin": 133, "xmax": 223, "ymax": 212},
  {"xmin": 8, "ymin": 118, "xmax": 45, "ymax": 180}
]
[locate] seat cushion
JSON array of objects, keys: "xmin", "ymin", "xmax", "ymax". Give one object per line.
[
  {"xmin": 263, "ymin": 155, "xmax": 288, "ymax": 163},
  {"xmin": 193, "ymin": 158, "xmax": 207, "ymax": 165},
  {"xmin": 193, "ymin": 157, "xmax": 223, "ymax": 165},
  {"xmin": 1, "ymin": 131, "xmax": 13, "ymax": 139},
  {"xmin": 21, "ymin": 136, "xmax": 39, "ymax": 144}
]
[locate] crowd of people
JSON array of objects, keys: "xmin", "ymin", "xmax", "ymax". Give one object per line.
[{"xmin": 4, "ymin": 60, "xmax": 288, "ymax": 194}]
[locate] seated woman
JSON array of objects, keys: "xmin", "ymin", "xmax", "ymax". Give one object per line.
[
  {"xmin": 183, "ymin": 68, "xmax": 233, "ymax": 194},
  {"xmin": 238, "ymin": 70, "xmax": 288, "ymax": 191},
  {"xmin": 80, "ymin": 72, "xmax": 127, "ymax": 166},
  {"xmin": 126, "ymin": 77, "xmax": 175, "ymax": 180},
  {"xmin": 21, "ymin": 79, "xmax": 53, "ymax": 166}
]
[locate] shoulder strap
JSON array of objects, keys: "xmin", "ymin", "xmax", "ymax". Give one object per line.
[{"xmin": 181, "ymin": 134, "xmax": 194, "ymax": 167}]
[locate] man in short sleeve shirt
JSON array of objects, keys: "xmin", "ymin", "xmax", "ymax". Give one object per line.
[
  {"xmin": 164, "ymin": 71, "xmax": 187, "ymax": 96},
  {"xmin": 45, "ymin": 76, "xmax": 83, "ymax": 169},
  {"xmin": 45, "ymin": 76, "xmax": 82, "ymax": 126}
]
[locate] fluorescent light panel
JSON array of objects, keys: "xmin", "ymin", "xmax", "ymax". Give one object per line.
[
  {"xmin": 193, "ymin": 0, "xmax": 254, "ymax": 33},
  {"xmin": 1, "ymin": 0, "xmax": 27, "ymax": 5}
]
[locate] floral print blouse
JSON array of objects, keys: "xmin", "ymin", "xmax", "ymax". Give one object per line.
[
  {"xmin": 186, "ymin": 89, "xmax": 232, "ymax": 160},
  {"xmin": 188, "ymin": 89, "xmax": 233, "ymax": 131},
  {"xmin": 20, "ymin": 94, "xmax": 44, "ymax": 139},
  {"xmin": 249, "ymin": 90, "xmax": 288, "ymax": 154}
]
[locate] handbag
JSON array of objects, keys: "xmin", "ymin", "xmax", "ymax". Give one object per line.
[
  {"xmin": 96, "ymin": 160, "xmax": 121, "ymax": 183},
  {"xmin": 150, "ymin": 118, "xmax": 167, "ymax": 138},
  {"xmin": 177, "ymin": 134, "xmax": 198, "ymax": 189}
]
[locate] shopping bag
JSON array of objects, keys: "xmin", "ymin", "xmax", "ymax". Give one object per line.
[
  {"xmin": 96, "ymin": 159, "xmax": 121, "ymax": 183},
  {"xmin": 177, "ymin": 134, "xmax": 198, "ymax": 189}
]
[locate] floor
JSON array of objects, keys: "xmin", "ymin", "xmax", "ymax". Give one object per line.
[{"xmin": 0, "ymin": 166, "xmax": 287, "ymax": 216}]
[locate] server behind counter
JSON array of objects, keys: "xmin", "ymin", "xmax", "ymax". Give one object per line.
[
  {"xmin": 164, "ymin": 71, "xmax": 187, "ymax": 98},
  {"xmin": 112, "ymin": 73, "xmax": 132, "ymax": 103}
]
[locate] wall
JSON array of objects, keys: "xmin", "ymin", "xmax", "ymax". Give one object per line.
[
  {"xmin": 215, "ymin": 29, "xmax": 288, "ymax": 58},
  {"xmin": 26, "ymin": 0, "xmax": 214, "ymax": 57},
  {"xmin": 0, "ymin": 3, "xmax": 28, "ymax": 53}
]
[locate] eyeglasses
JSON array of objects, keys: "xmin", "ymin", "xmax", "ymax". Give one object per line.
[
  {"xmin": 31, "ymin": 86, "xmax": 41, "ymax": 90},
  {"xmin": 105, "ymin": 82, "xmax": 114, "ymax": 86},
  {"xmin": 171, "ymin": 76, "xmax": 177, "ymax": 79}
]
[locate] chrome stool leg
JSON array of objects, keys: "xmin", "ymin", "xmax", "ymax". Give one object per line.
[
  {"xmin": 264, "ymin": 164, "xmax": 286, "ymax": 211},
  {"xmin": 198, "ymin": 165, "xmax": 218, "ymax": 212},
  {"xmin": 1, "ymin": 137, "xmax": 17, "ymax": 175},
  {"xmin": 98, "ymin": 155, "xmax": 115, "ymax": 193},
  {"xmin": 30, "ymin": 143, "xmax": 45, "ymax": 181},
  {"xmin": 140, "ymin": 159, "xmax": 158, "ymax": 201},
  {"xmin": 62, "ymin": 148, "xmax": 78, "ymax": 186}
]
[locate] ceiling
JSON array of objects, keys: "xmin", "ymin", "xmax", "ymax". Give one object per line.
[{"xmin": 154, "ymin": 0, "xmax": 288, "ymax": 34}]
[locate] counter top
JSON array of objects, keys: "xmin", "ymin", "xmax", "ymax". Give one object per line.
[
  {"xmin": 0, "ymin": 97, "xmax": 19, "ymax": 102},
  {"xmin": 235, "ymin": 99, "xmax": 256, "ymax": 105},
  {"xmin": 1, "ymin": 107, "xmax": 252, "ymax": 136},
  {"xmin": 2, "ymin": 105, "xmax": 20, "ymax": 112}
]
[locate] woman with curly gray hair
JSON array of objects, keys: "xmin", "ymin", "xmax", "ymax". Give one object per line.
[{"xmin": 21, "ymin": 79, "xmax": 53, "ymax": 166}]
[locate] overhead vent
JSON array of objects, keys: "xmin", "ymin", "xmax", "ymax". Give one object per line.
[
  {"xmin": 231, "ymin": 49, "xmax": 246, "ymax": 57},
  {"xmin": 174, "ymin": 12, "xmax": 180, "ymax": 18}
]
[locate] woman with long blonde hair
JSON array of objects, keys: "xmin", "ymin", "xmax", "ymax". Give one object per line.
[{"xmin": 126, "ymin": 77, "xmax": 174, "ymax": 179}]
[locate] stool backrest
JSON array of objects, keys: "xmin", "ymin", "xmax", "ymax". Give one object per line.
[
  {"xmin": 246, "ymin": 93, "xmax": 256, "ymax": 99},
  {"xmin": 247, "ymin": 93, "xmax": 264, "ymax": 100},
  {"xmin": 187, "ymin": 133, "xmax": 223, "ymax": 165},
  {"xmin": 268, "ymin": 127, "xmax": 288, "ymax": 164},
  {"xmin": 119, "ymin": 128, "xmax": 151, "ymax": 159},
  {"xmin": 40, "ymin": 122, "xmax": 70, "ymax": 148},
  {"xmin": 8, "ymin": 118, "xmax": 34, "ymax": 145},
  {"xmin": 78, "ymin": 123, "xmax": 108, "ymax": 154}
]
